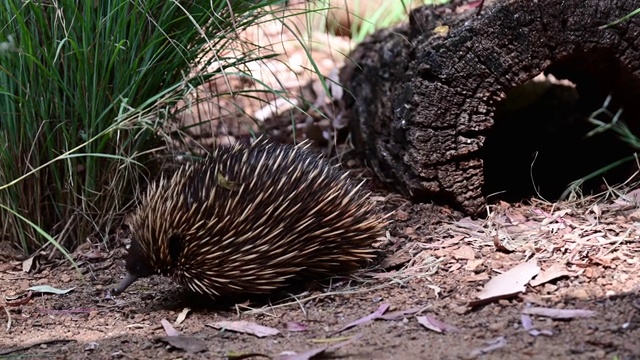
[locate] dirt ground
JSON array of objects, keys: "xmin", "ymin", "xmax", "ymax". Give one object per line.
[
  {"xmin": 2, "ymin": 2, "xmax": 640, "ymax": 359},
  {"xmin": 2, "ymin": 187, "xmax": 640, "ymax": 359}
]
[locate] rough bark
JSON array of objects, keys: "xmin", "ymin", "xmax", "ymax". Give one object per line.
[{"xmin": 340, "ymin": 0, "xmax": 640, "ymax": 215}]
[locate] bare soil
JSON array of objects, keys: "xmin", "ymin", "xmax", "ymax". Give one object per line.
[{"xmin": 2, "ymin": 190, "xmax": 640, "ymax": 359}]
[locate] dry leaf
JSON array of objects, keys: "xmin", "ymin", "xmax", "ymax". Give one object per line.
[
  {"xmin": 465, "ymin": 259, "xmax": 484, "ymax": 271},
  {"xmin": 157, "ymin": 336, "xmax": 208, "ymax": 354},
  {"xmin": 81, "ymin": 250, "xmax": 104, "ymax": 260},
  {"xmin": 465, "ymin": 273, "xmax": 490, "ymax": 282},
  {"xmin": 4, "ymin": 291, "xmax": 32, "ymax": 307},
  {"xmin": 530, "ymin": 263, "xmax": 572, "ymax": 287},
  {"xmin": 379, "ymin": 306, "xmax": 426, "ymax": 320},
  {"xmin": 493, "ymin": 236, "xmax": 516, "ymax": 252},
  {"xmin": 286, "ymin": 322, "xmax": 308, "ymax": 332},
  {"xmin": 175, "ymin": 307, "xmax": 191, "ymax": 325},
  {"xmin": 161, "ymin": 318, "xmax": 180, "ymax": 337},
  {"xmin": 380, "ymin": 250, "xmax": 411, "ymax": 269},
  {"xmin": 504, "ymin": 209, "xmax": 527, "ymax": 224},
  {"xmin": 332, "ymin": 303, "xmax": 390, "ymax": 335},
  {"xmin": 22, "ymin": 255, "xmax": 37, "ymax": 273},
  {"xmin": 521, "ymin": 307, "xmax": 596, "ymax": 319},
  {"xmin": 416, "ymin": 315, "xmax": 459, "ymax": 333},
  {"xmin": 521, "ymin": 314, "xmax": 554, "ymax": 337},
  {"xmin": 471, "ymin": 260, "xmax": 540, "ymax": 305},
  {"xmin": 452, "ymin": 245, "xmax": 475, "ymax": 260},
  {"xmin": 453, "ymin": 217, "xmax": 483, "ymax": 232},
  {"xmin": 27, "ymin": 285, "xmax": 75, "ymax": 295},
  {"xmin": 621, "ymin": 187, "xmax": 640, "ymax": 206},
  {"xmin": 449, "ymin": 263, "xmax": 462, "ymax": 272},
  {"xmin": 278, "ymin": 334, "xmax": 362, "ymax": 360},
  {"xmin": 253, "ymin": 97, "xmax": 298, "ymax": 122},
  {"xmin": 469, "ymin": 336, "xmax": 507, "ymax": 356},
  {"xmin": 207, "ymin": 320, "xmax": 280, "ymax": 338}
]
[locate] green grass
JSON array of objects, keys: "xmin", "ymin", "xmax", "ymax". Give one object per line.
[
  {"xmin": 561, "ymin": 95, "xmax": 640, "ymax": 201},
  {"xmin": 0, "ymin": 0, "xmax": 303, "ymax": 256}
]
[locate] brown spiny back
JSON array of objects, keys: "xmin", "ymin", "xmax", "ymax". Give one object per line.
[{"xmin": 125, "ymin": 138, "xmax": 388, "ymax": 297}]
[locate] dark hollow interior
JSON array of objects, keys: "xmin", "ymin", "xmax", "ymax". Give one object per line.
[{"xmin": 482, "ymin": 50, "xmax": 640, "ymax": 203}]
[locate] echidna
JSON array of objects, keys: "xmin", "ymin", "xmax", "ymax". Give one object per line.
[{"xmin": 111, "ymin": 137, "xmax": 387, "ymax": 298}]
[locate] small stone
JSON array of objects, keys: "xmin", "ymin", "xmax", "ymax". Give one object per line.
[
  {"xmin": 564, "ymin": 288, "xmax": 590, "ymax": 299},
  {"xmin": 452, "ymin": 245, "xmax": 475, "ymax": 260},
  {"xmin": 84, "ymin": 342, "xmax": 99, "ymax": 351},
  {"xmin": 488, "ymin": 321, "xmax": 509, "ymax": 332},
  {"xmin": 394, "ymin": 210, "xmax": 410, "ymax": 221},
  {"xmin": 465, "ymin": 259, "xmax": 484, "ymax": 272}
]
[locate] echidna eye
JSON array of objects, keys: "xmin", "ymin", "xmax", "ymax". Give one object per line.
[{"xmin": 167, "ymin": 234, "xmax": 184, "ymax": 266}]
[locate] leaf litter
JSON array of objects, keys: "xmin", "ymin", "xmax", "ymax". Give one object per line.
[
  {"xmin": 157, "ymin": 318, "xmax": 208, "ymax": 354},
  {"xmin": 521, "ymin": 306, "xmax": 597, "ymax": 319},
  {"xmin": 286, "ymin": 321, "xmax": 308, "ymax": 332},
  {"xmin": 27, "ymin": 285, "xmax": 75, "ymax": 295},
  {"xmin": 529, "ymin": 262, "xmax": 573, "ymax": 287},
  {"xmin": 416, "ymin": 315, "xmax": 460, "ymax": 333},
  {"xmin": 174, "ymin": 307, "xmax": 191, "ymax": 325},
  {"xmin": 520, "ymin": 314, "xmax": 554, "ymax": 337},
  {"xmin": 330, "ymin": 303, "xmax": 390, "ymax": 335},
  {"xmin": 207, "ymin": 320, "xmax": 280, "ymax": 338},
  {"xmin": 469, "ymin": 260, "xmax": 540, "ymax": 306},
  {"xmin": 278, "ymin": 334, "xmax": 363, "ymax": 360}
]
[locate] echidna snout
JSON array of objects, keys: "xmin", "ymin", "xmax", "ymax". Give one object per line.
[
  {"xmin": 112, "ymin": 273, "xmax": 139, "ymax": 296},
  {"xmin": 111, "ymin": 239, "xmax": 156, "ymax": 295},
  {"xmin": 112, "ymin": 138, "xmax": 388, "ymax": 298}
]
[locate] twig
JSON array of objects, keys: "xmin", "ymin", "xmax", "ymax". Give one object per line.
[{"xmin": 0, "ymin": 339, "xmax": 76, "ymax": 356}]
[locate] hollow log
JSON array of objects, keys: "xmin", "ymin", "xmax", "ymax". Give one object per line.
[{"xmin": 340, "ymin": 0, "xmax": 640, "ymax": 215}]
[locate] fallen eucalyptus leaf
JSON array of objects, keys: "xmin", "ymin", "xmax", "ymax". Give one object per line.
[
  {"xmin": 27, "ymin": 285, "xmax": 75, "ymax": 295},
  {"xmin": 207, "ymin": 320, "xmax": 279, "ymax": 338}
]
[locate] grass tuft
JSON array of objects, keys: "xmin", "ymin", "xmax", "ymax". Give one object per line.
[{"xmin": 0, "ymin": 0, "xmax": 297, "ymax": 255}]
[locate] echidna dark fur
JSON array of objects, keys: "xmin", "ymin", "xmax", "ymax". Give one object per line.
[{"xmin": 112, "ymin": 137, "xmax": 388, "ymax": 298}]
